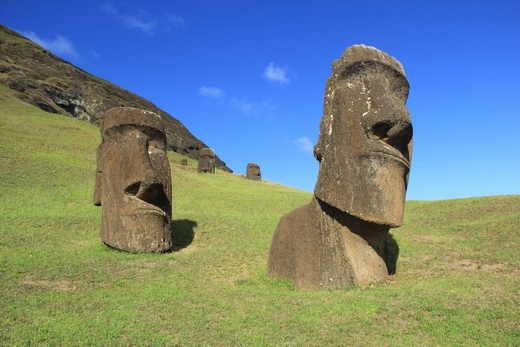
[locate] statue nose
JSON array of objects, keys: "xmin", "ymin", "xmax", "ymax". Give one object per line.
[
  {"xmin": 367, "ymin": 120, "xmax": 412, "ymax": 146},
  {"xmin": 366, "ymin": 120, "xmax": 413, "ymax": 162},
  {"xmin": 123, "ymin": 129, "xmax": 162, "ymax": 199},
  {"xmin": 124, "ymin": 158, "xmax": 162, "ymax": 198},
  {"xmin": 385, "ymin": 121, "xmax": 413, "ymax": 147}
]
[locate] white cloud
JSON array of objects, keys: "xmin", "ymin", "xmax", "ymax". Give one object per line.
[
  {"xmin": 21, "ymin": 31, "xmax": 79, "ymax": 59},
  {"xmin": 199, "ymin": 87, "xmax": 225, "ymax": 98},
  {"xmin": 99, "ymin": 2, "xmax": 117, "ymax": 15},
  {"xmin": 165, "ymin": 13, "xmax": 185, "ymax": 27},
  {"xmin": 295, "ymin": 137, "xmax": 314, "ymax": 154},
  {"xmin": 231, "ymin": 97, "xmax": 253, "ymax": 113},
  {"xmin": 90, "ymin": 50, "xmax": 101, "ymax": 59},
  {"xmin": 263, "ymin": 62, "xmax": 290, "ymax": 84},
  {"xmin": 100, "ymin": 3, "xmax": 184, "ymax": 35},
  {"xmin": 100, "ymin": 3, "xmax": 155, "ymax": 35},
  {"xmin": 199, "ymin": 89, "xmax": 272, "ymax": 116},
  {"xmin": 122, "ymin": 16, "xmax": 157, "ymax": 34}
]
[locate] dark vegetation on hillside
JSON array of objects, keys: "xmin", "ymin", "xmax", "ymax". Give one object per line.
[{"xmin": 0, "ymin": 24, "xmax": 232, "ymax": 172}]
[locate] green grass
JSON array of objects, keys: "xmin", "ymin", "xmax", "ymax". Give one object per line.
[{"xmin": 1, "ymin": 84, "xmax": 519, "ymax": 346}]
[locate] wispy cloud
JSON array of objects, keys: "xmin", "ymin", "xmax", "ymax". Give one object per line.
[
  {"xmin": 231, "ymin": 97, "xmax": 253, "ymax": 113},
  {"xmin": 199, "ymin": 88, "xmax": 273, "ymax": 116},
  {"xmin": 165, "ymin": 13, "xmax": 185, "ymax": 27},
  {"xmin": 21, "ymin": 30, "xmax": 79, "ymax": 59},
  {"xmin": 100, "ymin": 3, "xmax": 156, "ymax": 34},
  {"xmin": 99, "ymin": 2, "xmax": 117, "ymax": 15},
  {"xmin": 90, "ymin": 50, "xmax": 101, "ymax": 59},
  {"xmin": 199, "ymin": 86, "xmax": 225, "ymax": 98},
  {"xmin": 100, "ymin": 3, "xmax": 183, "ymax": 35},
  {"xmin": 263, "ymin": 62, "xmax": 290, "ymax": 84},
  {"xmin": 295, "ymin": 137, "xmax": 314, "ymax": 154},
  {"xmin": 123, "ymin": 16, "xmax": 157, "ymax": 33}
]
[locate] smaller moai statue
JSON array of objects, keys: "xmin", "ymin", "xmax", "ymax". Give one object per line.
[
  {"xmin": 180, "ymin": 158, "xmax": 188, "ymax": 166},
  {"xmin": 197, "ymin": 148, "xmax": 216, "ymax": 173},
  {"xmin": 94, "ymin": 107, "xmax": 173, "ymax": 253},
  {"xmin": 246, "ymin": 163, "xmax": 261, "ymax": 181}
]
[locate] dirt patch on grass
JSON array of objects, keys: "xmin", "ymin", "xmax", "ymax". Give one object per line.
[
  {"xmin": 21, "ymin": 278, "xmax": 78, "ymax": 292},
  {"xmin": 175, "ymin": 243, "xmax": 202, "ymax": 254},
  {"xmin": 412, "ymin": 234, "xmax": 457, "ymax": 244},
  {"xmin": 449, "ymin": 259, "xmax": 519, "ymax": 274}
]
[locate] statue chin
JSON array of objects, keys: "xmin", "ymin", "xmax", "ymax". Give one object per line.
[
  {"xmin": 315, "ymin": 155, "xmax": 408, "ymax": 228},
  {"xmin": 350, "ymin": 155, "xmax": 408, "ymax": 227},
  {"xmin": 120, "ymin": 212, "xmax": 171, "ymax": 253}
]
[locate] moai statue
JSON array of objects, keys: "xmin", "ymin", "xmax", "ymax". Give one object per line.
[
  {"xmin": 246, "ymin": 163, "xmax": 261, "ymax": 181},
  {"xmin": 197, "ymin": 148, "xmax": 216, "ymax": 173},
  {"xmin": 180, "ymin": 158, "xmax": 188, "ymax": 166},
  {"xmin": 267, "ymin": 45, "xmax": 413, "ymax": 289},
  {"xmin": 94, "ymin": 107, "xmax": 173, "ymax": 253}
]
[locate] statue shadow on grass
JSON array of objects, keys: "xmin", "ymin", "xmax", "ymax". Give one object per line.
[
  {"xmin": 385, "ymin": 232, "xmax": 400, "ymax": 275},
  {"xmin": 170, "ymin": 219, "xmax": 197, "ymax": 251}
]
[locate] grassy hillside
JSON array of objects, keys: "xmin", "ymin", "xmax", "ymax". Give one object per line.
[{"xmin": 1, "ymin": 84, "xmax": 519, "ymax": 346}]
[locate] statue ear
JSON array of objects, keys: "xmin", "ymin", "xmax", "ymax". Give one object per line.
[
  {"xmin": 93, "ymin": 145, "xmax": 103, "ymax": 206},
  {"xmin": 93, "ymin": 171, "xmax": 102, "ymax": 206},
  {"xmin": 313, "ymin": 143, "xmax": 322, "ymax": 162}
]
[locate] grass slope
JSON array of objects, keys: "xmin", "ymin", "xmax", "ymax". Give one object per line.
[{"xmin": 1, "ymin": 84, "xmax": 519, "ymax": 346}]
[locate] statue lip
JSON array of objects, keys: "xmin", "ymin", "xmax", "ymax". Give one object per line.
[
  {"xmin": 371, "ymin": 147, "xmax": 410, "ymax": 168},
  {"xmin": 122, "ymin": 196, "xmax": 168, "ymax": 217},
  {"xmin": 136, "ymin": 207, "xmax": 167, "ymax": 216}
]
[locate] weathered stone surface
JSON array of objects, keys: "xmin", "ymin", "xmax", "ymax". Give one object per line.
[
  {"xmin": 197, "ymin": 148, "xmax": 216, "ymax": 173},
  {"xmin": 313, "ymin": 44, "xmax": 412, "ymax": 227},
  {"xmin": 267, "ymin": 45, "xmax": 413, "ymax": 289},
  {"xmin": 267, "ymin": 197, "xmax": 390, "ymax": 289},
  {"xmin": 246, "ymin": 163, "xmax": 261, "ymax": 181},
  {"xmin": 94, "ymin": 107, "xmax": 173, "ymax": 253}
]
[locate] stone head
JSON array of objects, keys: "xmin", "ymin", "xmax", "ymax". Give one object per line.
[
  {"xmin": 197, "ymin": 148, "xmax": 216, "ymax": 173},
  {"xmin": 313, "ymin": 45, "xmax": 412, "ymax": 227},
  {"xmin": 94, "ymin": 107, "xmax": 172, "ymax": 252},
  {"xmin": 246, "ymin": 163, "xmax": 261, "ymax": 181}
]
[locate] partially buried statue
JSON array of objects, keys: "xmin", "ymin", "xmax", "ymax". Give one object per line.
[
  {"xmin": 246, "ymin": 163, "xmax": 261, "ymax": 181},
  {"xmin": 197, "ymin": 148, "xmax": 216, "ymax": 173},
  {"xmin": 94, "ymin": 107, "xmax": 173, "ymax": 253},
  {"xmin": 267, "ymin": 45, "xmax": 413, "ymax": 289}
]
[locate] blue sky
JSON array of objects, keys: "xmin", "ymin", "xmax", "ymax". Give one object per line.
[{"xmin": 2, "ymin": 0, "xmax": 519, "ymax": 200}]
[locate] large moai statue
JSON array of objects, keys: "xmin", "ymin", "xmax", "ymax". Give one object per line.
[
  {"xmin": 246, "ymin": 163, "xmax": 261, "ymax": 181},
  {"xmin": 197, "ymin": 148, "xmax": 216, "ymax": 173},
  {"xmin": 94, "ymin": 107, "xmax": 173, "ymax": 253},
  {"xmin": 267, "ymin": 45, "xmax": 413, "ymax": 289}
]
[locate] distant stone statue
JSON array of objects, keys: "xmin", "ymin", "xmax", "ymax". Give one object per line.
[
  {"xmin": 180, "ymin": 158, "xmax": 188, "ymax": 166},
  {"xmin": 246, "ymin": 163, "xmax": 261, "ymax": 181},
  {"xmin": 267, "ymin": 45, "xmax": 413, "ymax": 289},
  {"xmin": 93, "ymin": 107, "xmax": 173, "ymax": 253},
  {"xmin": 197, "ymin": 148, "xmax": 216, "ymax": 173}
]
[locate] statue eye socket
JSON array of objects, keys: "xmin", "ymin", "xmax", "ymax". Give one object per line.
[
  {"xmin": 148, "ymin": 140, "xmax": 165, "ymax": 151},
  {"xmin": 125, "ymin": 182, "xmax": 140, "ymax": 196}
]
